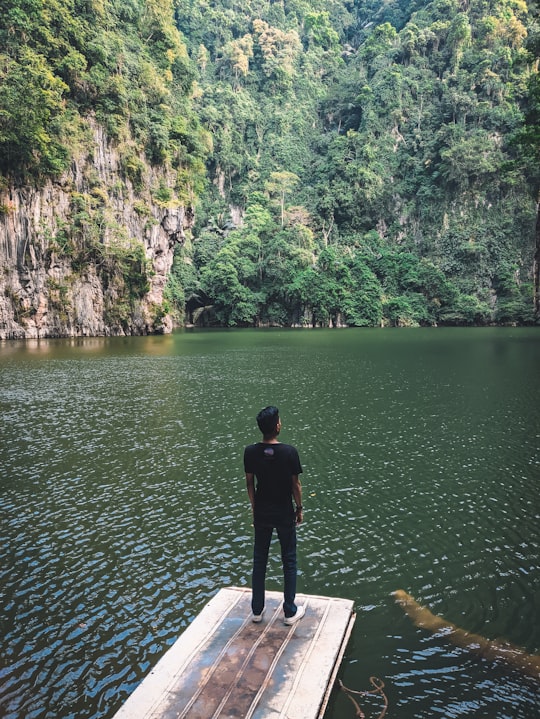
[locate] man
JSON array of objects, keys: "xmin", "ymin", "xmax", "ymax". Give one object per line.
[{"xmin": 244, "ymin": 406, "xmax": 305, "ymax": 625}]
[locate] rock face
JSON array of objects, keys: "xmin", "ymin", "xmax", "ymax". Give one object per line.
[{"xmin": 0, "ymin": 119, "xmax": 192, "ymax": 339}]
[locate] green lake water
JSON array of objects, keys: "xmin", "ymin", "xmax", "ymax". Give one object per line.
[{"xmin": 1, "ymin": 327, "xmax": 539, "ymax": 718}]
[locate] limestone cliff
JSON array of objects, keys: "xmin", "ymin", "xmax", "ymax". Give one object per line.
[{"xmin": 0, "ymin": 119, "xmax": 192, "ymax": 339}]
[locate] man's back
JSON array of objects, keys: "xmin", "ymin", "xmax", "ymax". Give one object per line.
[{"xmin": 244, "ymin": 442, "xmax": 302, "ymax": 526}]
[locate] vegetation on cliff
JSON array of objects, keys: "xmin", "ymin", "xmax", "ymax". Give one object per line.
[
  {"xmin": 0, "ymin": 0, "xmax": 207, "ymax": 186},
  {"xmin": 173, "ymin": 0, "xmax": 539, "ymax": 327},
  {"xmin": 1, "ymin": 0, "xmax": 539, "ymax": 330},
  {"xmin": 0, "ymin": 0, "xmax": 209, "ymax": 336}
]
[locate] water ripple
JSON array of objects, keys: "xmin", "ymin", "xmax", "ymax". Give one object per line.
[{"xmin": 1, "ymin": 329, "xmax": 539, "ymax": 719}]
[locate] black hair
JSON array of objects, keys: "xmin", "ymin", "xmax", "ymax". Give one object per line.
[{"xmin": 256, "ymin": 406, "xmax": 279, "ymax": 437}]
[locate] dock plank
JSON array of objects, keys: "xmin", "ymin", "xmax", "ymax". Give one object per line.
[{"xmin": 113, "ymin": 587, "xmax": 355, "ymax": 719}]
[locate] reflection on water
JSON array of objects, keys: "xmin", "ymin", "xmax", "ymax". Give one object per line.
[{"xmin": 1, "ymin": 328, "xmax": 539, "ymax": 719}]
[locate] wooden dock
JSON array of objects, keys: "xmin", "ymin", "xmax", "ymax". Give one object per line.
[{"xmin": 113, "ymin": 586, "xmax": 355, "ymax": 719}]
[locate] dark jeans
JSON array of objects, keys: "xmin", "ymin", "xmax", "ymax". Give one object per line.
[{"xmin": 252, "ymin": 522, "xmax": 297, "ymax": 618}]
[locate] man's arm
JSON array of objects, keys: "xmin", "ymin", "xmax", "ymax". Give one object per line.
[
  {"xmin": 246, "ymin": 472, "xmax": 255, "ymax": 516},
  {"xmin": 292, "ymin": 475, "xmax": 303, "ymax": 525}
]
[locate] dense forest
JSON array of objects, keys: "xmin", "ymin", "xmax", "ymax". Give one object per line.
[{"xmin": 1, "ymin": 0, "xmax": 539, "ymax": 330}]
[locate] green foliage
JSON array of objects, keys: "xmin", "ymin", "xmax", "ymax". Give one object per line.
[
  {"xmin": 167, "ymin": 0, "xmax": 538, "ymax": 327},
  {"xmin": 164, "ymin": 244, "xmax": 199, "ymax": 322},
  {"xmin": 439, "ymin": 294, "xmax": 492, "ymax": 325},
  {"xmin": 2, "ymin": 0, "xmax": 538, "ymax": 327},
  {"xmin": 152, "ymin": 179, "xmax": 175, "ymax": 207},
  {"xmin": 305, "ymin": 11, "xmax": 340, "ymax": 50},
  {"xmin": 0, "ymin": 0, "xmax": 208, "ymax": 183},
  {"xmin": 0, "ymin": 49, "xmax": 70, "ymax": 177}
]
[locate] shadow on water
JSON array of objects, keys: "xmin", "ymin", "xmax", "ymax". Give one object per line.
[{"xmin": 0, "ymin": 328, "xmax": 539, "ymax": 719}]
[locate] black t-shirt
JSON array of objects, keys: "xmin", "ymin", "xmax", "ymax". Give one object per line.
[{"xmin": 244, "ymin": 442, "xmax": 302, "ymax": 526}]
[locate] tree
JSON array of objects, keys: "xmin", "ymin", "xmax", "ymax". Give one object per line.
[
  {"xmin": 0, "ymin": 49, "xmax": 69, "ymax": 178},
  {"xmin": 199, "ymin": 246, "xmax": 260, "ymax": 325},
  {"xmin": 252, "ymin": 19, "xmax": 301, "ymax": 86},
  {"xmin": 265, "ymin": 171, "xmax": 300, "ymax": 226},
  {"xmin": 221, "ymin": 34, "xmax": 253, "ymax": 84},
  {"xmin": 344, "ymin": 253, "xmax": 383, "ymax": 326}
]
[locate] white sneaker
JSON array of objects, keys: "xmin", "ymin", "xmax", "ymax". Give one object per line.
[
  {"xmin": 284, "ymin": 605, "xmax": 305, "ymax": 625},
  {"xmin": 252, "ymin": 607, "xmax": 265, "ymax": 623}
]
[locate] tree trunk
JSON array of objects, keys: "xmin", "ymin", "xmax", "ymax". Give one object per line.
[{"xmin": 535, "ymin": 197, "xmax": 540, "ymax": 323}]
